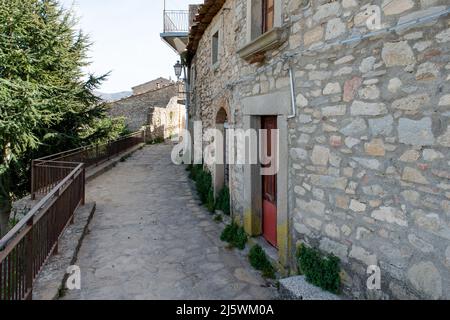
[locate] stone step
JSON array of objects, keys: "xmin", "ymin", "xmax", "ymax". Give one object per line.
[{"xmin": 278, "ymin": 276, "xmax": 341, "ymax": 300}]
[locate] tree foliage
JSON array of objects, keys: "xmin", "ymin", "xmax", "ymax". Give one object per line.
[{"xmin": 0, "ymin": 0, "xmax": 127, "ymax": 234}]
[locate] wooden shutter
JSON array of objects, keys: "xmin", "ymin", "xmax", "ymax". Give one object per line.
[{"xmin": 262, "ymin": 0, "xmax": 274, "ymax": 34}]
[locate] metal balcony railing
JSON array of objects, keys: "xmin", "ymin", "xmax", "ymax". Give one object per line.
[{"xmin": 163, "ymin": 10, "xmax": 190, "ymax": 33}]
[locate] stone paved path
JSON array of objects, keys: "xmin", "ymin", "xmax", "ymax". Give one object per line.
[{"xmin": 62, "ymin": 144, "xmax": 276, "ymax": 300}]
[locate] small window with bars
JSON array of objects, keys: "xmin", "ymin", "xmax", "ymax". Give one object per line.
[{"xmin": 212, "ymin": 31, "xmax": 219, "ymax": 65}]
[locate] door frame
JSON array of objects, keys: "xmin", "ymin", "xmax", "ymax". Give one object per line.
[{"xmin": 241, "ymin": 90, "xmax": 290, "ymax": 269}]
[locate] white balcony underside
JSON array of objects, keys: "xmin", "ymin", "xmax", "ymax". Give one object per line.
[{"xmin": 160, "ymin": 32, "xmax": 189, "ymax": 54}]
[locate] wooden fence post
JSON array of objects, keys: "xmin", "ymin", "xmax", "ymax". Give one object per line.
[
  {"xmin": 81, "ymin": 166, "xmax": 86, "ymax": 206},
  {"xmin": 96, "ymin": 145, "xmax": 99, "ymax": 166},
  {"xmin": 25, "ymin": 217, "xmax": 33, "ymax": 300},
  {"xmin": 31, "ymin": 160, "xmax": 36, "ymax": 200}
]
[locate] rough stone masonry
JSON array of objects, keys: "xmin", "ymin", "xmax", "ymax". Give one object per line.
[
  {"xmin": 187, "ymin": 0, "xmax": 450, "ymax": 299},
  {"xmin": 108, "ymin": 83, "xmax": 181, "ymax": 133}
]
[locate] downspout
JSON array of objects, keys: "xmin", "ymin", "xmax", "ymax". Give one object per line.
[
  {"xmin": 184, "ymin": 65, "xmax": 190, "ymax": 132},
  {"xmin": 288, "ymin": 65, "xmax": 297, "ymax": 119},
  {"xmin": 286, "ymin": 65, "xmax": 296, "ymax": 271}
]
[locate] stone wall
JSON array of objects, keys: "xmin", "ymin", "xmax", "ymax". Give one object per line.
[
  {"xmin": 189, "ymin": 0, "xmax": 450, "ymax": 299},
  {"xmin": 108, "ymin": 83, "xmax": 182, "ymax": 134},
  {"xmin": 148, "ymin": 97, "xmax": 186, "ymax": 140},
  {"xmin": 190, "ymin": 0, "xmax": 245, "ymax": 216}
]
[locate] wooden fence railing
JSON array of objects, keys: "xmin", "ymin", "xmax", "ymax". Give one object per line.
[{"xmin": 0, "ymin": 130, "xmax": 144, "ymax": 300}]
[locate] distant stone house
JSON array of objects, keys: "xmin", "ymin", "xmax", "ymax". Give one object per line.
[
  {"xmin": 108, "ymin": 80, "xmax": 185, "ymax": 139},
  {"xmin": 184, "ymin": 0, "xmax": 450, "ymax": 299},
  {"xmin": 132, "ymin": 77, "xmax": 174, "ymax": 95}
]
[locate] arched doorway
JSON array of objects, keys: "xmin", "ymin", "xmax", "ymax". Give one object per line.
[{"xmin": 214, "ymin": 107, "xmax": 229, "ymax": 199}]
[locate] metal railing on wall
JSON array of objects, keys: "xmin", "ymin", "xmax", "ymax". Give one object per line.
[{"xmin": 0, "ymin": 130, "xmax": 145, "ymax": 300}]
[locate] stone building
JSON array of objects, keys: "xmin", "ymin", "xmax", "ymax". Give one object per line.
[
  {"xmin": 108, "ymin": 81, "xmax": 185, "ymax": 139},
  {"xmin": 132, "ymin": 77, "xmax": 174, "ymax": 95},
  {"xmin": 184, "ymin": 0, "xmax": 450, "ymax": 299}
]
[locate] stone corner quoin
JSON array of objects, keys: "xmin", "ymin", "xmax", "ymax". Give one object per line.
[{"xmin": 186, "ymin": 0, "xmax": 450, "ymax": 300}]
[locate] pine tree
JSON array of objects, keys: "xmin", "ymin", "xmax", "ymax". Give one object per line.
[{"xmin": 0, "ymin": 0, "xmax": 126, "ymax": 236}]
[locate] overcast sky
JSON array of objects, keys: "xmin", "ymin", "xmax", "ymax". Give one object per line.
[{"xmin": 60, "ymin": 0, "xmax": 199, "ymax": 93}]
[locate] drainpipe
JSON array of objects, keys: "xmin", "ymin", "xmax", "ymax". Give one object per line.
[
  {"xmin": 288, "ymin": 66, "xmax": 297, "ymax": 120},
  {"xmin": 183, "ymin": 65, "xmax": 190, "ymax": 132}
]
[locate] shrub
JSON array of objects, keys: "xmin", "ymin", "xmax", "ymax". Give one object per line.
[
  {"xmin": 206, "ymin": 189, "xmax": 215, "ymax": 213},
  {"xmin": 220, "ymin": 222, "xmax": 247, "ymax": 250},
  {"xmin": 297, "ymin": 245, "xmax": 341, "ymax": 294},
  {"xmin": 188, "ymin": 164, "xmax": 202, "ymax": 181},
  {"xmin": 213, "ymin": 214, "xmax": 223, "ymax": 223},
  {"xmin": 220, "ymin": 223, "xmax": 236, "ymax": 243},
  {"xmin": 195, "ymin": 169, "xmax": 212, "ymax": 203},
  {"xmin": 146, "ymin": 136, "xmax": 165, "ymax": 145},
  {"xmin": 234, "ymin": 227, "xmax": 248, "ymax": 250},
  {"xmin": 249, "ymin": 245, "xmax": 276, "ymax": 279},
  {"xmin": 188, "ymin": 164, "xmax": 216, "ymax": 211},
  {"xmin": 215, "ymin": 187, "xmax": 230, "ymax": 215}
]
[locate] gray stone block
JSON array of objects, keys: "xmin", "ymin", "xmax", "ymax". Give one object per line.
[{"xmin": 278, "ymin": 276, "xmax": 341, "ymax": 300}]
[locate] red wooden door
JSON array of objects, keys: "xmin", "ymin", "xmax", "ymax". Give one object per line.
[{"xmin": 261, "ymin": 116, "xmax": 277, "ymax": 248}]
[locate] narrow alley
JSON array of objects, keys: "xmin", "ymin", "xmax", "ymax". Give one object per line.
[{"xmin": 62, "ymin": 144, "xmax": 276, "ymax": 300}]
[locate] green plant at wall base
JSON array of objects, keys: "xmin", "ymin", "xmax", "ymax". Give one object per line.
[
  {"xmin": 215, "ymin": 187, "xmax": 230, "ymax": 215},
  {"xmin": 220, "ymin": 224, "xmax": 234, "ymax": 242},
  {"xmin": 297, "ymin": 245, "xmax": 341, "ymax": 294},
  {"xmin": 235, "ymin": 227, "xmax": 248, "ymax": 249},
  {"xmin": 187, "ymin": 164, "xmax": 217, "ymax": 213},
  {"xmin": 191, "ymin": 165, "xmax": 203, "ymax": 181},
  {"xmin": 249, "ymin": 245, "xmax": 276, "ymax": 279},
  {"xmin": 195, "ymin": 169, "xmax": 213, "ymax": 204},
  {"xmin": 146, "ymin": 137, "xmax": 165, "ymax": 145},
  {"xmin": 187, "ymin": 164, "xmax": 198, "ymax": 180},
  {"xmin": 206, "ymin": 189, "xmax": 216, "ymax": 212},
  {"xmin": 155, "ymin": 137, "xmax": 165, "ymax": 144},
  {"xmin": 213, "ymin": 214, "xmax": 223, "ymax": 223},
  {"xmin": 220, "ymin": 223, "xmax": 247, "ymax": 250}
]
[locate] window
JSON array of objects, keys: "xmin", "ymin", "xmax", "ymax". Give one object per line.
[
  {"xmin": 262, "ymin": 0, "xmax": 274, "ymax": 34},
  {"xmin": 248, "ymin": 0, "xmax": 278, "ymax": 41},
  {"xmin": 238, "ymin": 0, "xmax": 283, "ymax": 62},
  {"xmin": 212, "ymin": 31, "xmax": 219, "ymax": 66}
]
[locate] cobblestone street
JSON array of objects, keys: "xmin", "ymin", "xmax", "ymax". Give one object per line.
[{"xmin": 62, "ymin": 144, "xmax": 276, "ymax": 300}]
